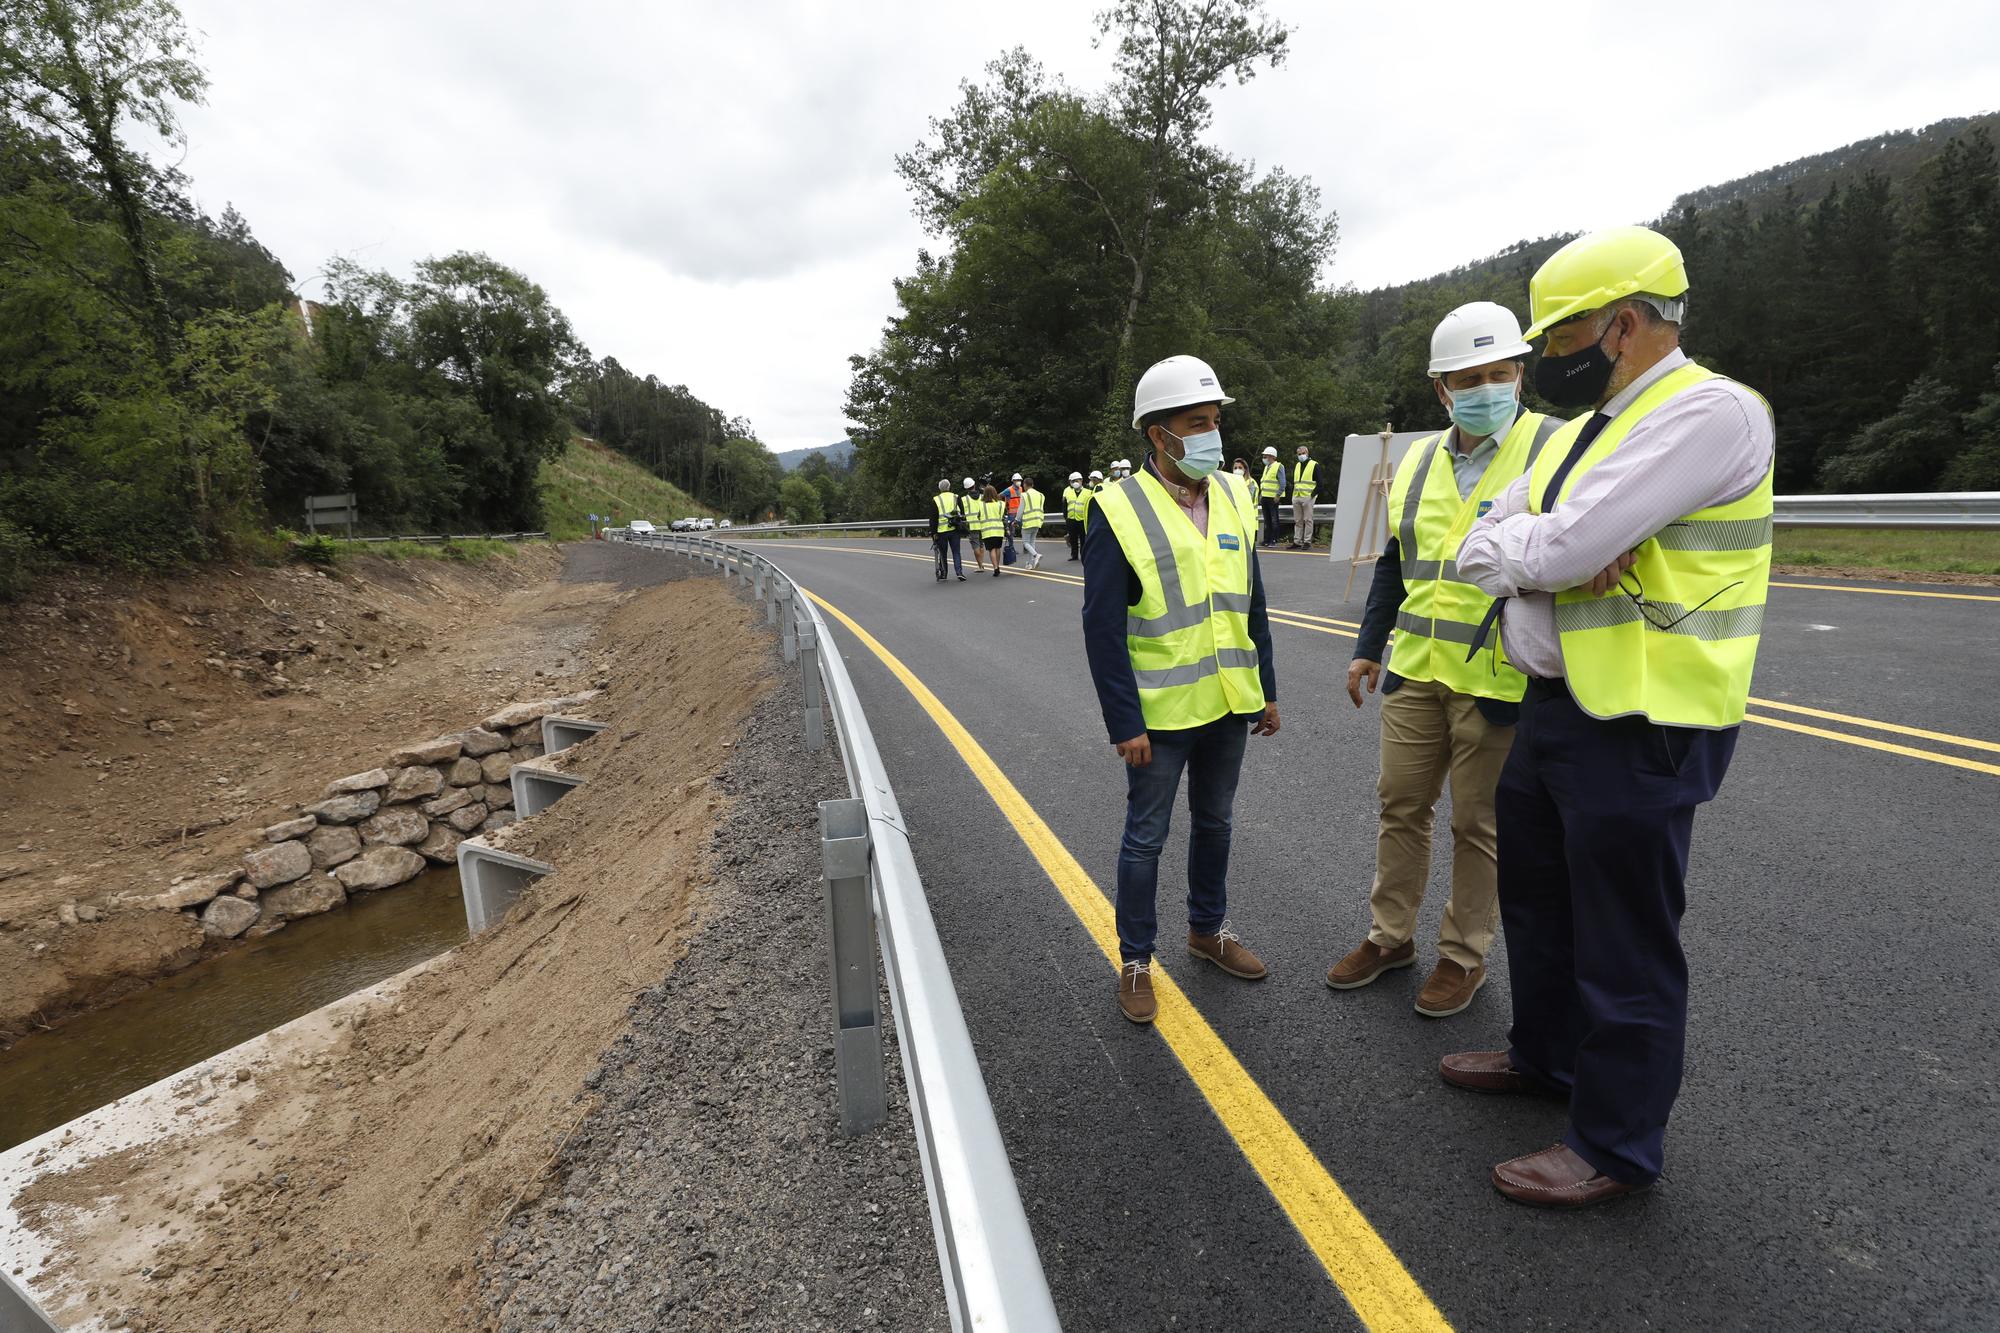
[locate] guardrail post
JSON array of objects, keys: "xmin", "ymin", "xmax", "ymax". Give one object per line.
[
  {"xmin": 778, "ymin": 584, "xmax": 797, "ymax": 661},
  {"xmin": 799, "ymin": 615, "xmax": 825, "ymax": 751},
  {"xmin": 817, "ymin": 797, "xmax": 887, "ymax": 1136},
  {"xmin": 754, "ymin": 559, "xmax": 767, "ymax": 601}
]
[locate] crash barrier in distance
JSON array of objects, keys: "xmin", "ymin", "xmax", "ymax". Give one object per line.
[
  {"xmin": 326, "ymin": 531, "xmax": 550, "ymax": 544},
  {"xmin": 614, "ymin": 529, "xmax": 1062, "ymax": 1333}
]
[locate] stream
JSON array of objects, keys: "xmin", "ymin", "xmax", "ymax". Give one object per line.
[{"xmin": 0, "ymin": 867, "xmax": 470, "ymax": 1153}]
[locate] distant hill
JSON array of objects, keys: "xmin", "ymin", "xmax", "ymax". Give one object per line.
[
  {"xmin": 538, "ymin": 436, "xmax": 714, "ymax": 539},
  {"xmin": 775, "ymin": 439, "xmax": 855, "ymax": 471},
  {"xmin": 1668, "ymin": 112, "xmax": 2000, "ymax": 216}
]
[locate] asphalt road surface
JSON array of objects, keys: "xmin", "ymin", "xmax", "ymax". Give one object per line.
[{"xmin": 742, "ymin": 536, "xmax": 1997, "ymax": 1333}]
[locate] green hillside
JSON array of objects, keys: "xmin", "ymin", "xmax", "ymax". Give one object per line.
[{"xmin": 538, "ymin": 436, "xmax": 715, "ymax": 539}]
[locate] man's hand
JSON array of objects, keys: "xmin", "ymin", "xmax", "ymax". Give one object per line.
[
  {"xmin": 1346, "ymin": 659, "xmax": 1382, "ymax": 708},
  {"xmin": 1584, "ymin": 549, "xmax": 1639, "ymax": 596},
  {"xmin": 1252, "ymin": 703, "xmax": 1280, "ymax": 737},
  {"xmin": 1115, "ymin": 733, "xmax": 1152, "ymax": 767}
]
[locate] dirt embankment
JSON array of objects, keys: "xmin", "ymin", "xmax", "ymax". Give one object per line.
[
  {"xmin": 0, "ymin": 546, "xmax": 621, "ymax": 1042},
  {"xmin": 16, "ymin": 556, "xmax": 776, "ymax": 1330}
]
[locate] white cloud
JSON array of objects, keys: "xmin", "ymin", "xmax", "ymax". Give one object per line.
[{"xmin": 162, "ymin": 0, "xmax": 1999, "ymax": 450}]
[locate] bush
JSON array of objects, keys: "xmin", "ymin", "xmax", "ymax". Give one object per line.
[{"xmin": 282, "ymin": 529, "xmax": 340, "ymax": 566}]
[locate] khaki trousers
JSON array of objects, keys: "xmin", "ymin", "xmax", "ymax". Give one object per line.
[{"xmin": 1367, "ymin": 676, "xmax": 1515, "ymax": 970}]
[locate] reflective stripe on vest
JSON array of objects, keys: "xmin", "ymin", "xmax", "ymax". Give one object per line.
[
  {"xmin": 1259, "ymin": 462, "xmax": 1283, "ymax": 499},
  {"xmin": 1529, "ymin": 363, "xmax": 1774, "ymax": 729},
  {"xmin": 1384, "ymin": 410, "xmax": 1560, "ymax": 702},
  {"xmin": 1292, "ymin": 459, "xmax": 1318, "ymax": 494},
  {"xmin": 1021, "ymin": 488, "xmax": 1044, "ymax": 528},
  {"xmin": 1094, "ymin": 470, "xmax": 1264, "ymax": 731}
]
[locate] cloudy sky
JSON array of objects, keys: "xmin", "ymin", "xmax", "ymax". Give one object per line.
[{"xmin": 162, "ymin": 0, "xmax": 1999, "ymax": 452}]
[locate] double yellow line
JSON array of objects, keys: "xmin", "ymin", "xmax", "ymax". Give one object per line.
[
  {"xmin": 779, "ymin": 543, "xmax": 2000, "ymax": 779},
  {"xmin": 805, "ymin": 588, "xmax": 1452, "ymax": 1332}
]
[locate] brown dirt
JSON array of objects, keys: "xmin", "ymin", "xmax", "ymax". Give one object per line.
[
  {"xmin": 14, "ymin": 568, "xmax": 768, "ymax": 1331},
  {"xmin": 1771, "ymin": 563, "xmax": 2000, "ymax": 587},
  {"xmin": 0, "ymin": 544, "xmax": 634, "ymax": 1044}
]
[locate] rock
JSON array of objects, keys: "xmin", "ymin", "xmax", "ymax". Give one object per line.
[
  {"xmin": 263, "ymin": 876, "xmax": 345, "ymax": 921},
  {"xmin": 456, "ymin": 727, "xmax": 509, "ymax": 757},
  {"xmin": 481, "ymin": 692, "xmax": 600, "ymax": 732},
  {"xmin": 480, "ymin": 810, "xmax": 517, "ymax": 833},
  {"xmin": 447, "ymin": 802, "xmax": 489, "ymax": 833},
  {"xmin": 261, "ymin": 816, "xmax": 317, "ymax": 843},
  {"xmin": 151, "ymin": 869, "xmax": 242, "ymax": 910},
  {"xmin": 233, "ymin": 883, "xmax": 259, "ymax": 900},
  {"xmin": 388, "ymin": 737, "xmax": 462, "ymax": 766},
  {"xmin": 199, "ymin": 895, "xmax": 260, "ymax": 940},
  {"xmin": 509, "ymin": 742, "xmax": 546, "ymax": 763},
  {"xmin": 415, "ymin": 824, "xmax": 463, "ymax": 864},
  {"xmin": 243, "ymin": 840, "xmax": 313, "ymax": 889},
  {"xmin": 76, "ymin": 903, "xmax": 103, "ymax": 923},
  {"xmin": 358, "ymin": 807, "xmax": 429, "ymax": 846},
  {"xmin": 334, "ymin": 844, "xmax": 426, "ymax": 892},
  {"xmin": 445, "ymin": 757, "xmax": 485, "ymax": 787},
  {"xmin": 422, "ymin": 788, "xmax": 474, "ymax": 818},
  {"xmin": 323, "ymin": 768, "xmax": 392, "ymax": 796},
  {"xmin": 385, "ymin": 765, "xmax": 444, "ymax": 803},
  {"xmin": 479, "ymin": 782, "xmax": 514, "ymax": 810},
  {"xmin": 57, "ymin": 902, "xmax": 79, "ymax": 927},
  {"xmin": 307, "ymin": 824, "xmax": 362, "ymax": 869},
  {"xmin": 305, "ymin": 791, "xmax": 381, "ymax": 824},
  {"xmin": 506, "ymin": 723, "xmax": 542, "ymax": 747},
  {"xmin": 480, "ymin": 752, "xmax": 515, "ymax": 784}
]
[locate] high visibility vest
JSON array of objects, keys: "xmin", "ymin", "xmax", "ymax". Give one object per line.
[
  {"xmin": 1092, "ymin": 469, "xmax": 1264, "ymax": 731},
  {"xmin": 1063, "ymin": 486, "xmax": 1090, "ymax": 521},
  {"xmin": 975, "ymin": 498, "xmax": 1004, "ymax": 538},
  {"xmin": 1259, "ymin": 462, "xmax": 1284, "ymax": 499},
  {"xmin": 1004, "ymin": 485, "xmax": 1023, "ymax": 517},
  {"xmin": 1292, "ymin": 458, "xmax": 1319, "ymax": 495},
  {"xmin": 1020, "ymin": 487, "xmax": 1044, "ymax": 530},
  {"xmin": 933, "ymin": 491, "xmax": 962, "ymax": 532},
  {"xmin": 1386, "ymin": 410, "xmax": 1562, "ymax": 702},
  {"xmin": 1528, "ymin": 363, "xmax": 1774, "ymax": 729}
]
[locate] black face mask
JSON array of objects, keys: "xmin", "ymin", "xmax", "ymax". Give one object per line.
[{"xmin": 1533, "ymin": 319, "xmax": 1620, "ymax": 408}]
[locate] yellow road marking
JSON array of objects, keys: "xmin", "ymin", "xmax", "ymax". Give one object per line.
[
  {"xmin": 1743, "ymin": 714, "xmax": 2000, "ymax": 777},
  {"xmin": 1770, "ymin": 580, "xmax": 2000, "ymax": 603},
  {"xmin": 805, "ymin": 588, "xmax": 1453, "ymax": 1333},
  {"xmin": 1744, "ymin": 699, "xmax": 2000, "ymax": 754}
]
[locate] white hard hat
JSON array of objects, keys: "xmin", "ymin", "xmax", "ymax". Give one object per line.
[
  {"xmin": 1131, "ymin": 355, "xmax": 1234, "ymax": 427},
  {"xmin": 1011, "ymin": 472, "xmax": 1022, "ymax": 481},
  {"xmin": 1069, "ymin": 471, "xmax": 1082, "ymax": 481},
  {"xmin": 938, "ymin": 478, "xmax": 951, "ymax": 490},
  {"xmin": 1428, "ymin": 301, "xmax": 1534, "ymax": 377},
  {"xmin": 1089, "ymin": 469, "xmax": 1104, "ymax": 479},
  {"xmin": 1261, "ymin": 446, "xmax": 1278, "ymax": 458}
]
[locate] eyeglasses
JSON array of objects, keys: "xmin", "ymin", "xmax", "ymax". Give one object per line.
[{"xmin": 1617, "ymin": 568, "xmax": 1744, "ymax": 632}]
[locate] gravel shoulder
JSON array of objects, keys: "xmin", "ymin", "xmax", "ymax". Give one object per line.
[{"xmin": 477, "ymin": 602, "xmax": 949, "ymax": 1332}]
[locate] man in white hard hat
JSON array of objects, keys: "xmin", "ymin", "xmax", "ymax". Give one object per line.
[
  {"xmin": 929, "ymin": 477, "xmax": 967, "ymax": 582},
  {"xmin": 1088, "ymin": 468, "xmax": 1105, "ymax": 494},
  {"xmin": 1003, "ymin": 471, "xmax": 1026, "ymax": 537},
  {"xmin": 1256, "ymin": 445, "xmax": 1285, "ymax": 547},
  {"xmin": 1016, "ymin": 472, "xmax": 1046, "ymax": 569},
  {"xmin": 1083, "ymin": 354, "xmax": 1279, "ymax": 1025},
  {"xmin": 1289, "ymin": 444, "xmax": 1320, "ymax": 549},
  {"xmin": 1329, "ymin": 301, "xmax": 1564, "ymax": 1019},
  {"xmin": 1062, "ymin": 471, "xmax": 1090, "ymax": 561},
  {"xmin": 961, "ymin": 477, "xmax": 988, "ymax": 573}
]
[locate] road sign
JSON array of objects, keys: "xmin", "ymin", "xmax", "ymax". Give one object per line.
[{"xmin": 305, "ymin": 493, "xmax": 357, "ymax": 537}]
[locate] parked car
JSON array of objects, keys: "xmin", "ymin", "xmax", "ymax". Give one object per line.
[
  {"xmin": 628, "ymin": 519, "xmax": 655, "ymax": 535},
  {"xmin": 696, "ymin": 517, "xmax": 716, "ymax": 530},
  {"xmin": 718, "ymin": 519, "xmax": 733, "ymax": 529}
]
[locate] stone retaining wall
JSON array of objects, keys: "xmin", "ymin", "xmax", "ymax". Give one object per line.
[{"xmin": 119, "ymin": 692, "xmax": 600, "ymax": 943}]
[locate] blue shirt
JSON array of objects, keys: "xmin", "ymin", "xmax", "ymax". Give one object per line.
[{"xmin": 1081, "ymin": 460, "xmax": 1278, "ymax": 742}]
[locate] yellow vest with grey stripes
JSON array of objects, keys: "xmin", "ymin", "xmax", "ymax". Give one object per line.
[
  {"xmin": 1386, "ymin": 410, "xmax": 1561, "ymax": 703},
  {"xmin": 1064, "ymin": 485, "xmax": 1090, "ymax": 521},
  {"xmin": 1094, "ymin": 469, "xmax": 1265, "ymax": 731},
  {"xmin": 1528, "ymin": 362, "xmax": 1774, "ymax": 729},
  {"xmin": 1020, "ymin": 487, "xmax": 1044, "ymax": 530}
]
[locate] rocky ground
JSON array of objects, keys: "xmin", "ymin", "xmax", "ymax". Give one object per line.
[{"xmin": 476, "ymin": 653, "xmax": 949, "ymax": 1333}]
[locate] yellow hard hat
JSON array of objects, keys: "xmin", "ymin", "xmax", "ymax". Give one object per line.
[{"xmin": 1524, "ymin": 226, "xmax": 1689, "ymax": 340}]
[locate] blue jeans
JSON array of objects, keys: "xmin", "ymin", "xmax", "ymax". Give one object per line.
[
  {"xmin": 1116, "ymin": 714, "xmax": 1250, "ymax": 963},
  {"xmin": 934, "ymin": 533, "xmax": 963, "ymax": 574}
]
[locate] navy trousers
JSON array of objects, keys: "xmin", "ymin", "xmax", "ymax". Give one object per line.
[
  {"xmin": 1497, "ymin": 678, "xmax": 1737, "ymax": 1184},
  {"xmin": 1115, "ymin": 715, "xmax": 1249, "ymax": 963}
]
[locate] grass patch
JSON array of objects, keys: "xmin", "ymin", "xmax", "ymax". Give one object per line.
[
  {"xmin": 359, "ymin": 538, "xmax": 526, "ymax": 563},
  {"xmin": 538, "ymin": 435, "xmax": 714, "ymax": 540},
  {"xmin": 1774, "ymin": 527, "xmax": 2000, "ymax": 575}
]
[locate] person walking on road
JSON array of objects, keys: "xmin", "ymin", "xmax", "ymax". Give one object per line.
[
  {"xmin": 1063, "ymin": 472, "xmax": 1090, "ymax": 561},
  {"xmin": 930, "ymin": 477, "xmax": 968, "ymax": 582},
  {"xmin": 962, "ymin": 477, "xmax": 988, "ymax": 574},
  {"xmin": 1017, "ymin": 474, "xmax": 1046, "ymax": 569},
  {"xmin": 1004, "ymin": 472, "xmax": 1026, "ymax": 536},
  {"xmin": 1256, "ymin": 446, "xmax": 1285, "ymax": 547},
  {"xmin": 1328, "ymin": 302, "xmax": 1563, "ymax": 1019},
  {"xmin": 976, "ymin": 483, "xmax": 1007, "ymax": 577},
  {"xmin": 1289, "ymin": 446, "xmax": 1320, "ymax": 549},
  {"xmin": 1450, "ymin": 226, "xmax": 1776, "ymax": 1208},
  {"xmin": 1083, "ymin": 354, "xmax": 1280, "ymax": 1026}
]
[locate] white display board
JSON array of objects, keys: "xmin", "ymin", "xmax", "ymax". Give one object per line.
[{"xmin": 1325, "ymin": 429, "xmax": 1437, "ymax": 604}]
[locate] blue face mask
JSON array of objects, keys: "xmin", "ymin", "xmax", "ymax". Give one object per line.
[
  {"xmin": 1161, "ymin": 426, "xmax": 1223, "ymax": 479},
  {"xmin": 1446, "ymin": 380, "xmax": 1520, "ymax": 439}
]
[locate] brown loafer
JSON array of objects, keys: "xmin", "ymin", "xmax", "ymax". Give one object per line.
[
  {"xmin": 1440, "ymin": 1049, "xmax": 1548, "ymax": 1094},
  {"xmin": 1492, "ymin": 1144, "xmax": 1648, "ymax": 1209},
  {"xmin": 1414, "ymin": 959, "xmax": 1486, "ymax": 1017},
  {"xmin": 1325, "ymin": 938, "xmax": 1416, "ymax": 990},
  {"xmin": 1187, "ymin": 924, "xmax": 1267, "ymax": 979},
  {"xmin": 1118, "ymin": 961, "xmax": 1156, "ymax": 1024}
]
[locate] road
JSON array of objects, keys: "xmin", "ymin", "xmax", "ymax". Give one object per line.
[{"xmin": 751, "ymin": 536, "xmax": 1998, "ymax": 1332}]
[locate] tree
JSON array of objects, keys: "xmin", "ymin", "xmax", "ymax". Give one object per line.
[
  {"xmin": 1816, "ymin": 376, "xmax": 1961, "ymax": 491},
  {"xmin": 778, "ymin": 475, "xmax": 824, "ymax": 524}
]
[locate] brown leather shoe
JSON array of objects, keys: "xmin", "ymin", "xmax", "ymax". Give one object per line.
[
  {"xmin": 1414, "ymin": 959, "xmax": 1486, "ymax": 1017},
  {"xmin": 1492, "ymin": 1144, "xmax": 1647, "ymax": 1209},
  {"xmin": 1187, "ymin": 924, "xmax": 1267, "ymax": 979},
  {"xmin": 1440, "ymin": 1049, "xmax": 1548, "ymax": 1094},
  {"xmin": 1118, "ymin": 961, "xmax": 1157, "ymax": 1024},
  {"xmin": 1324, "ymin": 938, "xmax": 1416, "ymax": 990}
]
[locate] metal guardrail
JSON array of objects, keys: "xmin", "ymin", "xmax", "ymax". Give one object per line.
[
  {"xmin": 327, "ymin": 531, "xmax": 550, "ymax": 544},
  {"xmin": 617, "ymin": 529, "xmax": 1060, "ymax": 1333}
]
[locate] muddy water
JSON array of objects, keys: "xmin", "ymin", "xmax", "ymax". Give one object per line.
[{"xmin": 0, "ymin": 868, "xmax": 469, "ymax": 1153}]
